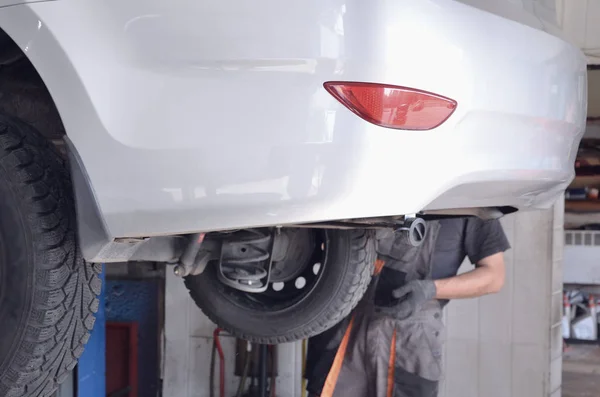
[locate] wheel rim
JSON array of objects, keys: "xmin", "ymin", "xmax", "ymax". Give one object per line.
[{"xmin": 219, "ymin": 229, "xmax": 328, "ymax": 313}]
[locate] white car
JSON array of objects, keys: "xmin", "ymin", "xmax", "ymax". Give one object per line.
[{"xmin": 0, "ymin": 0, "xmax": 586, "ymax": 395}]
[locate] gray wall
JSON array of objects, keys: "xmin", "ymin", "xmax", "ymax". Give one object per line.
[{"xmin": 440, "ymin": 201, "xmax": 564, "ymax": 397}]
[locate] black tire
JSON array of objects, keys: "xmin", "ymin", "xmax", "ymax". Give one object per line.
[
  {"xmin": 185, "ymin": 229, "xmax": 375, "ymax": 343},
  {"xmin": 0, "ymin": 115, "xmax": 101, "ymax": 397}
]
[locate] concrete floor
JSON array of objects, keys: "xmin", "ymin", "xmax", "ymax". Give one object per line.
[{"xmin": 563, "ymin": 344, "xmax": 600, "ymax": 397}]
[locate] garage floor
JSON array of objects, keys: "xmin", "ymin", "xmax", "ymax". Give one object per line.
[{"xmin": 563, "ymin": 344, "xmax": 600, "ymax": 397}]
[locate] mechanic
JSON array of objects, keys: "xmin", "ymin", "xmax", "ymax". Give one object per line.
[{"xmin": 305, "ymin": 216, "xmax": 510, "ymax": 397}]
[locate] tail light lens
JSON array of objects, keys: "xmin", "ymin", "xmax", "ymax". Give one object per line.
[{"xmin": 323, "ymin": 82, "xmax": 457, "ymax": 130}]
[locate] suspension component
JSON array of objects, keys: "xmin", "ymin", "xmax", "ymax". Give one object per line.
[
  {"xmin": 173, "ymin": 233, "xmax": 209, "ymax": 277},
  {"xmin": 217, "ymin": 229, "xmax": 275, "ymax": 293}
]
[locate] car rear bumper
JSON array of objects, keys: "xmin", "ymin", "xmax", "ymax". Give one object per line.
[{"xmin": 3, "ymin": 0, "xmax": 586, "ymax": 238}]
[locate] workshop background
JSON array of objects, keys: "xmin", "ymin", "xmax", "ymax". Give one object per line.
[{"xmin": 55, "ymin": 1, "xmax": 600, "ymax": 397}]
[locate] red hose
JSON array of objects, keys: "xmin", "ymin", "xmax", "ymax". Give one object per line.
[{"xmin": 213, "ymin": 328, "xmax": 225, "ymax": 397}]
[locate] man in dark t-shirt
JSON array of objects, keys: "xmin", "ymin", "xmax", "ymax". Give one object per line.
[
  {"xmin": 430, "ymin": 217, "xmax": 510, "ymax": 301},
  {"xmin": 305, "ymin": 217, "xmax": 511, "ymax": 397}
]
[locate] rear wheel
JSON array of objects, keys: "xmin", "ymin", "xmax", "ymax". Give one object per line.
[
  {"xmin": 0, "ymin": 115, "xmax": 101, "ymax": 397},
  {"xmin": 185, "ymin": 228, "xmax": 375, "ymax": 343}
]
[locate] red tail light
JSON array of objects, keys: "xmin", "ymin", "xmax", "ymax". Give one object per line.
[{"xmin": 323, "ymin": 82, "xmax": 457, "ymax": 130}]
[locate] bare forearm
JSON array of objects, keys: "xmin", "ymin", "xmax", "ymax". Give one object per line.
[{"xmin": 434, "ymin": 266, "xmax": 504, "ymax": 300}]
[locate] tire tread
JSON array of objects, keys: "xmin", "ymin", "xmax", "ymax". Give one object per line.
[{"xmin": 0, "ymin": 115, "xmax": 100, "ymax": 397}]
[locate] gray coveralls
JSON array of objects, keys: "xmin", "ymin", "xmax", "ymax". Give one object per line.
[
  {"xmin": 316, "ymin": 222, "xmax": 443, "ymax": 397},
  {"xmin": 305, "ymin": 217, "xmax": 510, "ymax": 397}
]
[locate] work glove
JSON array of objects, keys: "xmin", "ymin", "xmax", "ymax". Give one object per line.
[{"xmin": 390, "ymin": 279, "xmax": 437, "ymax": 320}]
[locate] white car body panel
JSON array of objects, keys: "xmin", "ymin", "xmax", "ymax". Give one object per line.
[
  {"xmin": 0, "ymin": 0, "xmax": 40, "ymax": 7},
  {"xmin": 0, "ymin": 0, "xmax": 587, "ymax": 240}
]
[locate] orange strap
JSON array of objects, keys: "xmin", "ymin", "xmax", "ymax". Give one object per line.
[
  {"xmin": 321, "ymin": 259, "xmax": 386, "ymax": 397},
  {"xmin": 320, "ymin": 316, "xmax": 355, "ymax": 397},
  {"xmin": 386, "ymin": 329, "xmax": 397, "ymax": 397},
  {"xmin": 374, "ymin": 258, "xmax": 386, "ymax": 275}
]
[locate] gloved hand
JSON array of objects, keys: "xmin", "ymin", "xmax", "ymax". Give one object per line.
[{"xmin": 390, "ymin": 280, "xmax": 437, "ymax": 320}]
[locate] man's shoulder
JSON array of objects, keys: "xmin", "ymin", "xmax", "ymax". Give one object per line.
[
  {"xmin": 438, "ymin": 218, "xmax": 467, "ymax": 236},
  {"xmin": 465, "ymin": 216, "xmax": 504, "ymax": 231}
]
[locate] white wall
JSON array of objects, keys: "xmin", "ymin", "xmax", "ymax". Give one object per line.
[
  {"xmin": 557, "ymin": 0, "xmax": 600, "ymax": 64},
  {"xmin": 440, "ymin": 202, "xmax": 564, "ymax": 397},
  {"xmin": 163, "ymin": 272, "xmax": 304, "ymax": 397}
]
